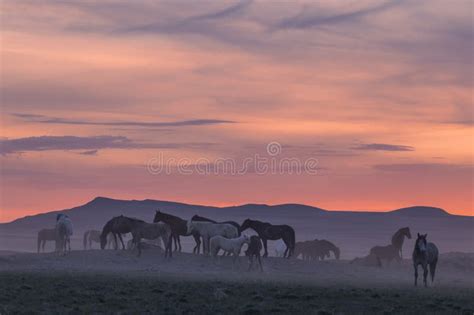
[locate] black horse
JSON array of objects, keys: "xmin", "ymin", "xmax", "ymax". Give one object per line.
[
  {"xmin": 413, "ymin": 233, "xmax": 438, "ymax": 287},
  {"xmin": 153, "ymin": 210, "xmax": 198, "ymax": 258},
  {"xmin": 240, "ymin": 219, "xmax": 295, "ymax": 258},
  {"xmin": 191, "ymin": 215, "xmax": 241, "ymax": 254},
  {"xmin": 100, "ymin": 215, "xmax": 145, "ymax": 250}
]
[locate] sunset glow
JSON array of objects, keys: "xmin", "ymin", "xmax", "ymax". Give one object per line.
[{"xmin": 1, "ymin": 0, "xmax": 473, "ymax": 221}]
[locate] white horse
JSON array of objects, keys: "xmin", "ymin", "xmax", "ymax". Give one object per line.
[
  {"xmin": 55, "ymin": 214, "xmax": 73, "ymax": 255},
  {"xmin": 274, "ymin": 239, "xmax": 286, "ymax": 257},
  {"xmin": 210, "ymin": 235, "xmax": 250, "ymax": 263},
  {"xmin": 187, "ymin": 221, "xmax": 238, "ymax": 255}
]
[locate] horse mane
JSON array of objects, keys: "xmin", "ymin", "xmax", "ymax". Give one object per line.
[
  {"xmin": 245, "ymin": 218, "xmax": 271, "ymax": 226},
  {"xmin": 191, "ymin": 215, "xmax": 216, "ymax": 223},
  {"xmin": 101, "ymin": 218, "xmax": 116, "ymax": 237},
  {"xmin": 391, "ymin": 227, "xmax": 409, "ymax": 246},
  {"xmin": 123, "ymin": 216, "xmax": 145, "ymax": 223},
  {"xmin": 155, "ymin": 210, "xmax": 184, "ymax": 221}
]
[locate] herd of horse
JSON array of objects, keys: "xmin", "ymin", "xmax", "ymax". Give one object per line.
[{"xmin": 37, "ymin": 210, "xmax": 439, "ymax": 286}]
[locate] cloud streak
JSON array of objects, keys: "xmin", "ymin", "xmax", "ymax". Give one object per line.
[
  {"xmin": 276, "ymin": 0, "xmax": 402, "ymax": 30},
  {"xmin": 373, "ymin": 163, "xmax": 473, "ymax": 172},
  {"xmin": 12, "ymin": 113, "xmax": 235, "ymax": 128},
  {"xmin": 352, "ymin": 143, "xmax": 414, "ymax": 152},
  {"xmin": 0, "ymin": 135, "xmax": 216, "ymax": 155}
]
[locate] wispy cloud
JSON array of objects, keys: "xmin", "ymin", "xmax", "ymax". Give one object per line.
[
  {"xmin": 275, "ymin": 0, "xmax": 402, "ymax": 30},
  {"xmin": 0, "ymin": 135, "xmax": 216, "ymax": 155},
  {"xmin": 78, "ymin": 149, "xmax": 99, "ymax": 156},
  {"xmin": 11, "ymin": 113, "xmax": 235, "ymax": 128},
  {"xmin": 352, "ymin": 143, "xmax": 414, "ymax": 152},
  {"xmin": 373, "ymin": 163, "xmax": 473, "ymax": 172},
  {"xmin": 188, "ymin": 0, "xmax": 252, "ymax": 21}
]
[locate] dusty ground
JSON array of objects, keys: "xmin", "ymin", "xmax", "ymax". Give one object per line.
[{"xmin": 0, "ymin": 250, "xmax": 473, "ymax": 314}]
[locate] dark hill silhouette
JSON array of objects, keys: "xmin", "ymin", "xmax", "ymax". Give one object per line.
[
  {"xmin": 0, "ymin": 197, "xmax": 472, "ymax": 256},
  {"xmin": 389, "ymin": 206, "xmax": 449, "ymax": 217}
]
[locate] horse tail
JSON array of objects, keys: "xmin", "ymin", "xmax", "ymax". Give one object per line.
[
  {"xmin": 430, "ymin": 259, "xmax": 437, "ymax": 283},
  {"xmin": 37, "ymin": 231, "xmax": 42, "ymax": 253},
  {"xmin": 83, "ymin": 230, "xmax": 89, "ymax": 249},
  {"xmin": 289, "ymin": 228, "xmax": 296, "ymax": 255},
  {"xmin": 333, "ymin": 246, "xmax": 340, "ymax": 260}
]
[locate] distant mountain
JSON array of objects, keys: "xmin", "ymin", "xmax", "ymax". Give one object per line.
[
  {"xmin": 389, "ymin": 206, "xmax": 450, "ymax": 217},
  {"xmin": 1, "ymin": 197, "xmax": 472, "ymax": 256}
]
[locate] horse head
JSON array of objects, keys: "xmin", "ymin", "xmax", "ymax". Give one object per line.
[
  {"xmin": 153, "ymin": 210, "xmax": 162, "ymax": 223},
  {"xmin": 186, "ymin": 220, "xmax": 194, "ymax": 234},
  {"xmin": 415, "ymin": 233, "xmax": 428, "ymax": 253},
  {"xmin": 242, "ymin": 234, "xmax": 250, "ymax": 244},
  {"xmin": 100, "ymin": 232, "xmax": 108, "ymax": 249},
  {"xmin": 240, "ymin": 219, "xmax": 252, "ymax": 232},
  {"xmin": 403, "ymin": 227, "xmax": 412, "ymax": 239}
]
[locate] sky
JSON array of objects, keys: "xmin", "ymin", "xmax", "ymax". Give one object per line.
[{"xmin": 0, "ymin": 0, "xmax": 473, "ymax": 221}]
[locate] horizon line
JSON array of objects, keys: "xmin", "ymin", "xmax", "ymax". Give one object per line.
[{"xmin": 2, "ymin": 195, "xmax": 472, "ymax": 224}]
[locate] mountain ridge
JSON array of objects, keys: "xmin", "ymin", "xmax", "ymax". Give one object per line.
[
  {"xmin": 2, "ymin": 196, "xmax": 472, "ymax": 256},
  {"xmin": 1, "ymin": 196, "xmax": 466, "ymax": 228}
]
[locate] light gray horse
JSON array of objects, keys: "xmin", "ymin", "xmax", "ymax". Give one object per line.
[
  {"xmin": 56, "ymin": 214, "xmax": 73, "ymax": 255},
  {"xmin": 187, "ymin": 221, "xmax": 238, "ymax": 255},
  {"xmin": 412, "ymin": 233, "xmax": 438, "ymax": 287}
]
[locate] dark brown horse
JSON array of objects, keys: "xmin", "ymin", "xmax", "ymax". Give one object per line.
[
  {"xmin": 191, "ymin": 215, "xmax": 241, "ymax": 254},
  {"xmin": 153, "ymin": 210, "xmax": 198, "ymax": 258},
  {"xmin": 391, "ymin": 227, "xmax": 411, "ymax": 259},
  {"xmin": 245, "ymin": 235, "xmax": 263, "ymax": 272},
  {"xmin": 100, "ymin": 215, "xmax": 144, "ymax": 250},
  {"xmin": 240, "ymin": 219, "xmax": 295, "ymax": 258},
  {"xmin": 37, "ymin": 228, "xmax": 56, "ymax": 253},
  {"xmin": 317, "ymin": 239, "xmax": 340, "ymax": 260},
  {"xmin": 413, "ymin": 233, "xmax": 438, "ymax": 287},
  {"xmin": 370, "ymin": 244, "xmax": 401, "ymax": 266}
]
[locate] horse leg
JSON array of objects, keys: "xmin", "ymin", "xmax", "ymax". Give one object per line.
[
  {"xmin": 233, "ymin": 251, "xmax": 238, "ymax": 265},
  {"xmin": 192, "ymin": 234, "xmax": 200, "ymax": 254},
  {"xmin": 423, "ymin": 263, "xmax": 428, "ymax": 287},
  {"xmin": 165, "ymin": 233, "xmax": 173, "ymax": 258},
  {"xmin": 257, "ymin": 254, "xmax": 263, "ymax": 272},
  {"xmin": 178, "ymin": 236, "xmax": 182, "ymax": 252},
  {"xmin": 137, "ymin": 238, "xmax": 142, "ymax": 257},
  {"xmin": 248, "ymin": 255, "xmax": 253, "ymax": 271},
  {"xmin": 205, "ymin": 237, "xmax": 211, "ymax": 256},
  {"xmin": 173, "ymin": 235, "xmax": 178, "ymax": 252},
  {"xmin": 414, "ymin": 264, "xmax": 418, "ymax": 286},
  {"xmin": 118, "ymin": 233, "xmax": 125, "ymax": 250},
  {"xmin": 112, "ymin": 233, "xmax": 118, "ymax": 250},
  {"xmin": 262, "ymin": 239, "xmax": 268, "ymax": 257}
]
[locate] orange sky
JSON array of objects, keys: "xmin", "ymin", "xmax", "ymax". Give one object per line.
[{"xmin": 1, "ymin": 0, "xmax": 473, "ymax": 222}]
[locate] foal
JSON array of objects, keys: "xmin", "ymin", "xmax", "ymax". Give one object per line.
[
  {"xmin": 245, "ymin": 235, "xmax": 263, "ymax": 272},
  {"xmin": 210, "ymin": 235, "xmax": 250, "ymax": 263}
]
